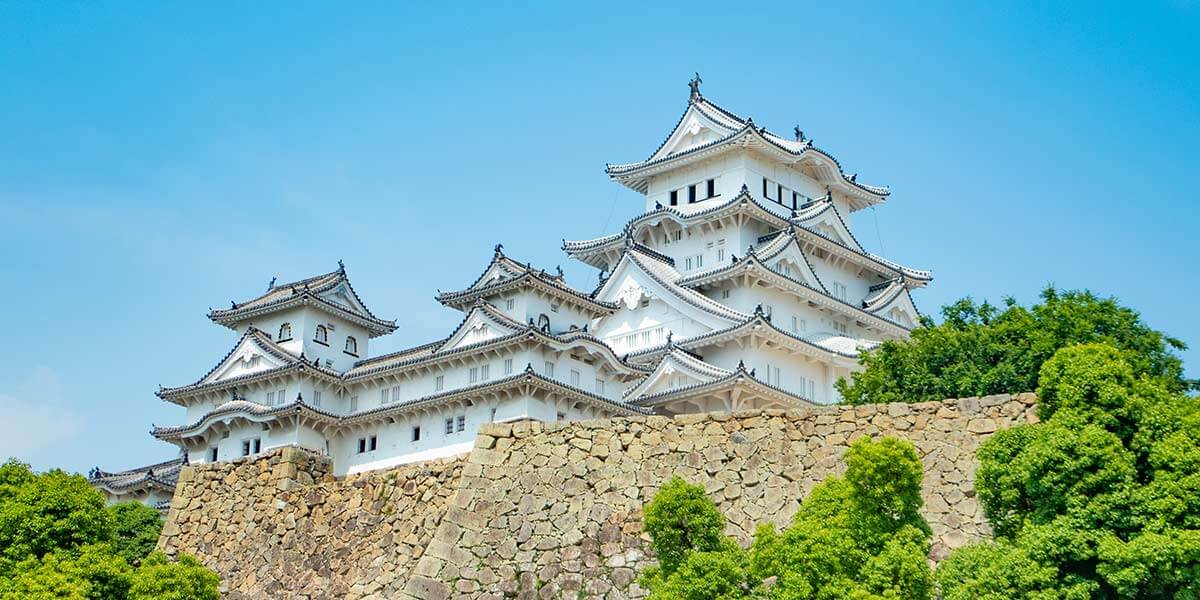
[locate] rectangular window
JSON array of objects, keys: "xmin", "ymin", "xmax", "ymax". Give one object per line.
[
  {"xmin": 369, "ymin": 435, "xmax": 377, "ymax": 451},
  {"xmin": 505, "ymin": 298, "xmax": 515, "ymax": 310},
  {"xmin": 490, "ymin": 407, "xmax": 497, "ymax": 422},
  {"xmin": 674, "ymin": 231, "xmax": 682, "ymax": 241},
  {"xmin": 570, "ymin": 370, "xmax": 581, "ymax": 386},
  {"xmin": 774, "ymin": 366, "xmax": 782, "ymax": 386},
  {"xmin": 707, "ymin": 179, "xmax": 715, "ymax": 198},
  {"xmin": 688, "ymin": 185, "xmax": 696, "ymax": 203},
  {"xmin": 777, "ymin": 184, "xmax": 784, "ymax": 204},
  {"xmin": 392, "ymin": 386, "xmax": 401, "ymax": 403},
  {"xmin": 278, "ymin": 389, "xmax": 286, "ymax": 405},
  {"xmin": 435, "ymin": 375, "xmax": 444, "ymax": 391},
  {"xmin": 595, "ymin": 379, "xmax": 605, "ymax": 394},
  {"xmin": 241, "ymin": 440, "xmax": 251, "ymax": 456},
  {"xmin": 809, "ymin": 381, "xmax": 816, "ymax": 399},
  {"xmin": 456, "ymin": 415, "xmax": 465, "ymax": 432},
  {"xmin": 763, "ymin": 304, "xmax": 773, "ymax": 316},
  {"xmin": 253, "ymin": 438, "xmax": 261, "ymax": 453},
  {"xmin": 412, "ymin": 426, "xmax": 421, "ymax": 442},
  {"xmin": 209, "ymin": 447, "xmax": 218, "ymax": 462},
  {"xmin": 313, "ymin": 390, "xmax": 321, "ymax": 406},
  {"xmin": 544, "ymin": 361, "xmax": 555, "ymax": 377},
  {"xmin": 480, "ymin": 364, "xmax": 490, "ymax": 381},
  {"xmin": 380, "ymin": 389, "xmax": 389, "ymax": 405},
  {"xmin": 504, "ymin": 358, "xmax": 513, "ymax": 375},
  {"xmin": 469, "ymin": 367, "xmax": 479, "ymax": 384},
  {"xmin": 266, "ymin": 391, "xmax": 275, "ymax": 405},
  {"xmin": 722, "ymin": 289, "xmax": 731, "ymax": 299},
  {"xmin": 655, "ymin": 326, "xmax": 665, "ymax": 341},
  {"xmin": 669, "ymin": 190, "xmax": 678, "ymax": 206},
  {"xmin": 717, "ymin": 248, "xmax": 725, "ymax": 262},
  {"xmin": 625, "ymin": 334, "xmax": 636, "ymax": 348},
  {"xmin": 445, "ymin": 418, "xmax": 454, "ymax": 435},
  {"xmin": 762, "ymin": 177, "xmax": 769, "ymax": 199},
  {"xmin": 349, "ymin": 396, "xmax": 358, "ymax": 412},
  {"xmin": 792, "ymin": 191, "xmax": 799, "ymax": 209},
  {"xmin": 357, "ymin": 438, "xmax": 366, "ymax": 454}
]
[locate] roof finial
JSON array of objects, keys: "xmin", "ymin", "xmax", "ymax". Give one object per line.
[
  {"xmin": 230, "ymin": 300, "xmax": 237, "ymax": 309},
  {"xmin": 556, "ymin": 265, "xmax": 564, "ymax": 278},
  {"xmin": 337, "ymin": 259, "xmax": 346, "ymax": 273},
  {"xmin": 666, "ymin": 331, "xmax": 673, "ymax": 345},
  {"xmin": 793, "ymin": 126, "xmax": 805, "ymax": 142},
  {"xmin": 494, "ymin": 243, "xmax": 504, "ymax": 256},
  {"xmin": 688, "ymin": 72, "xmax": 703, "ymax": 101},
  {"xmin": 268, "ymin": 276, "xmax": 277, "ymax": 291}
]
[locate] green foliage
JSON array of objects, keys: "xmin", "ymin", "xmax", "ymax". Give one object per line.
[
  {"xmin": 640, "ymin": 437, "xmax": 933, "ymax": 600},
  {"xmin": 943, "ymin": 342, "xmax": 1200, "ymax": 598},
  {"xmin": 0, "ymin": 461, "xmax": 219, "ymax": 600},
  {"xmin": 838, "ymin": 287, "xmax": 1195, "ymax": 405},
  {"xmin": 935, "ymin": 542, "xmax": 1092, "ymax": 600},
  {"xmin": 642, "ymin": 476, "xmax": 731, "ymax": 577},
  {"xmin": 128, "ymin": 553, "xmax": 221, "ymax": 600},
  {"xmin": 107, "ymin": 503, "xmax": 163, "ymax": 565},
  {"xmin": 0, "ymin": 463, "xmax": 114, "ymax": 564}
]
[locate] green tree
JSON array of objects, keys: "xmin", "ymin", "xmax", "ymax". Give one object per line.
[
  {"xmin": 837, "ymin": 287, "xmax": 1195, "ymax": 405},
  {"xmin": 640, "ymin": 437, "xmax": 933, "ymax": 600},
  {"xmin": 107, "ymin": 502, "xmax": 163, "ymax": 565},
  {"xmin": 940, "ymin": 343, "xmax": 1200, "ymax": 599},
  {"xmin": 128, "ymin": 553, "xmax": 220, "ymax": 600},
  {"xmin": 0, "ymin": 461, "xmax": 219, "ymax": 600}
]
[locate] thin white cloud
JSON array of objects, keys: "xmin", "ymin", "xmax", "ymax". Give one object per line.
[{"xmin": 0, "ymin": 367, "xmax": 82, "ymax": 462}]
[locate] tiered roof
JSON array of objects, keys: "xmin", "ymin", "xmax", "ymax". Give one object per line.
[
  {"xmin": 605, "ymin": 90, "xmax": 888, "ymax": 210},
  {"xmin": 88, "ymin": 456, "xmax": 184, "ymax": 498},
  {"xmin": 623, "ymin": 347, "xmax": 817, "ymax": 411},
  {"xmin": 208, "ymin": 263, "xmax": 397, "ymax": 337},
  {"xmin": 437, "ymin": 247, "xmax": 617, "ymax": 316},
  {"xmin": 156, "ymin": 327, "xmax": 342, "ymax": 404}
]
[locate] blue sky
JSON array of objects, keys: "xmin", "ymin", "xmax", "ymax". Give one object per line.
[{"xmin": 1, "ymin": 2, "xmax": 1197, "ymax": 474}]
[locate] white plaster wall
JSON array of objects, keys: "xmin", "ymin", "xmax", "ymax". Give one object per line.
[
  {"xmin": 594, "ymin": 298, "xmax": 710, "ymax": 354},
  {"xmin": 233, "ymin": 306, "xmax": 371, "ymax": 373}
]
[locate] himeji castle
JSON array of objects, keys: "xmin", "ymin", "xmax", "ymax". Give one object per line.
[{"xmin": 92, "ymin": 76, "xmax": 931, "ymax": 502}]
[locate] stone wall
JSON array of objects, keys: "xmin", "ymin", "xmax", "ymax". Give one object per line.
[{"xmin": 160, "ymin": 393, "xmax": 1037, "ymax": 599}]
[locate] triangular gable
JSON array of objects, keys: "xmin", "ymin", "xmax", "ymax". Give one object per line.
[
  {"xmin": 624, "ymin": 349, "xmax": 731, "ymax": 401},
  {"xmin": 439, "ymin": 304, "xmax": 526, "ymax": 351},
  {"xmin": 202, "ymin": 332, "xmax": 295, "ymax": 385},
  {"xmin": 594, "ymin": 252, "xmax": 744, "ymax": 332},
  {"xmin": 317, "ymin": 280, "xmax": 371, "ymax": 315},
  {"xmin": 649, "ymin": 103, "xmax": 742, "ymax": 162},
  {"xmin": 864, "ymin": 284, "xmax": 921, "ymax": 329},
  {"xmin": 793, "ymin": 204, "xmax": 862, "ymax": 252},
  {"xmin": 758, "ymin": 235, "xmax": 826, "ymax": 291}
]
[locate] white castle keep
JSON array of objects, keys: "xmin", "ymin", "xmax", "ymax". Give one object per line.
[{"xmin": 93, "ymin": 78, "xmax": 931, "ymax": 501}]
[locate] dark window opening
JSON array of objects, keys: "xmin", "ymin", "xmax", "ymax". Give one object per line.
[
  {"xmin": 369, "ymin": 436, "xmax": 378, "ymax": 451},
  {"xmin": 669, "ymin": 190, "xmax": 678, "ymax": 206},
  {"xmin": 357, "ymin": 438, "xmax": 366, "ymax": 453},
  {"xmin": 412, "ymin": 426, "xmax": 421, "ymax": 442},
  {"xmin": 209, "ymin": 447, "xmax": 218, "ymax": 462},
  {"xmin": 688, "ymin": 185, "xmax": 696, "ymax": 203},
  {"xmin": 706, "ymin": 179, "xmax": 715, "ymax": 198},
  {"xmin": 762, "ymin": 177, "xmax": 768, "ymax": 198},
  {"xmin": 777, "ymin": 184, "xmax": 784, "ymax": 204}
]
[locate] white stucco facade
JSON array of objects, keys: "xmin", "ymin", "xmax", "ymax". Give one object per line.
[{"xmin": 96, "ymin": 81, "xmax": 930, "ymax": 500}]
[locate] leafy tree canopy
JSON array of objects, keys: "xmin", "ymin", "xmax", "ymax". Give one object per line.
[
  {"xmin": 0, "ymin": 460, "xmax": 219, "ymax": 600},
  {"xmin": 941, "ymin": 343, "xmax": 1200, "ymax": 599},
  {"xmin": 838, "ymin": 287, "xmax": 1195, "ymax": 405},
  {"xmin": 640, "ymin": 437, "xmax": 934, "ymax": 600}
]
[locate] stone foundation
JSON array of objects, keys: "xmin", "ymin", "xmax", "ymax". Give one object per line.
[{"xmin": 160, "ymin": 393, "xmax": 1037, "ymax": 599}]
